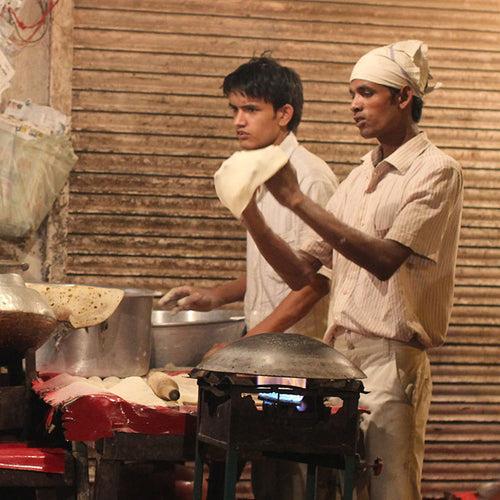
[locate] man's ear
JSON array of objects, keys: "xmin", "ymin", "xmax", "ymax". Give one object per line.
[
  {"xmin": 398, "ymin": 86, "xmax": 414, "ymax": 110},
  {"xmin": 278, "ymin": 104, "xmax": 294, "ymax": 128}
]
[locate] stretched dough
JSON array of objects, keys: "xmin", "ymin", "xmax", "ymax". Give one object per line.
[{"xmin": 214, "ymin": 145, "xmax": 290, "ymax": 218}]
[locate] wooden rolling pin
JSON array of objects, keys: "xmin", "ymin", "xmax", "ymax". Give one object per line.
[{"xmin": 147, "ymin": 371, "xmax": 180, "ymax": 401}]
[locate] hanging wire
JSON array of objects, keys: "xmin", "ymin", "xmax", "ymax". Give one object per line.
[{"xmin": 2, "ymin": 0, "xmax": 59, "ymax": 47}]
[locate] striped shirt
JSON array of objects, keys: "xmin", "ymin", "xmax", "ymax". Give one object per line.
[
  {"xmin": 304, "ymin": 132, "xmax": 463, "ymax": 348},
  {"xmin": 245, "ymin": 132, "xmax": 338, "ymax": 338}
]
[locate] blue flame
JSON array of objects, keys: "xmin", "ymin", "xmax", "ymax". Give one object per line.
[{"xmin": 258, "ymin": 391, "xmax": 304, "ymax": 405}]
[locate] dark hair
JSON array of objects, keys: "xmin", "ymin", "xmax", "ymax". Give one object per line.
[
  {"xmin": 388, "ymin": 86, "xmax": 424, "ymax": 123},
  {"xmin": 222, "ymin": 56, "xmax": 304, "ymax": 132}
]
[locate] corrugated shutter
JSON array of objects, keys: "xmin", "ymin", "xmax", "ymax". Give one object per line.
[{"xmin": 69, "ymin": 1, "xmax": 500, "ymax": 497}]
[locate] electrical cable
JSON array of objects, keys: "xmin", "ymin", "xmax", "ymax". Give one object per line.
[{"xmin": 2, "ymin": 0, "xmax": 59, "ymax": 46}]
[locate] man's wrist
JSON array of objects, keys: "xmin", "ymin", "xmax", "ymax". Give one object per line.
[
  {"xmin": 206, "ymin": 288, "xmax": 223, "ymax": 309},
  {"xmin": 288, "ymin": 190, "xmax": 307, "ymax": 212}
]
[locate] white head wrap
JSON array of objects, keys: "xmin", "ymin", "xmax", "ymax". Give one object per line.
[{"xmin": 350, "ymin": 40, "xmax": 441, "ymax": 98}]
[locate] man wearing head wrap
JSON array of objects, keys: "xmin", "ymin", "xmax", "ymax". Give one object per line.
[{"xmin": 240, "ymin": 40, "xmax": 464, "ymax": 499}]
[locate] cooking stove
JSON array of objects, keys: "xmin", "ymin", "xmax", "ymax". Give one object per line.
[{"xmin": 190, "ymin": 333, "xmax": 370, "ymax": 500}]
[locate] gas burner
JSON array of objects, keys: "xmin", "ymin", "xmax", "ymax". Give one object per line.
[{"xmin": 190, "ymin": 333, "xmax": 369, "ymax": 500}]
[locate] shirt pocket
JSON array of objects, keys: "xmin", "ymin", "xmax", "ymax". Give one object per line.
[{"xmin": 372, "ymin": 201, "xmax": 400, "ymax": 238}]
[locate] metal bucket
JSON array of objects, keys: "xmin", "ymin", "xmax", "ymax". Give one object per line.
[
  {"xmin": 151, "ymin": 309, "xmax": 245, "ymax": 368},
  {"xmin": 36, "ymin": 288, "xmax": 155, "ymax": 377}
]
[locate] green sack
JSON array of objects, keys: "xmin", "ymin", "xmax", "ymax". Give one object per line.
[{"xmin": 0, "ymin": 128, "xmax": 77, "ymax": 239}]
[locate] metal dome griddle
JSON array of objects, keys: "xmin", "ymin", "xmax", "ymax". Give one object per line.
[{"xmin": 196, "ymin": 332, "xmax": 366, "ymax": 380}]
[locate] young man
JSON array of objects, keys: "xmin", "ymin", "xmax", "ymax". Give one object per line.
[
  {"xmin": 160, "ymin": 56, "xmax": 338, "ymax": 499},
  {"xmin": 240, "ymin": 41, "xmax": 463, "ymax": 499},
  {"xmin": 160, "ymin": 56, "xmax": 337, "ymax": 339}
]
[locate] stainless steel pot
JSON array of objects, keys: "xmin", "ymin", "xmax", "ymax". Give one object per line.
[
  {"xmin": 0, "ymin": 272, "xmax": 57, "ymax": 354},
  {"xmin": 36, "ymin": 288, "xmax": 155, "ymax": 377},
  {"xmin": 151, "ymin": 309, "xmax": 245, "ymax": 368}
]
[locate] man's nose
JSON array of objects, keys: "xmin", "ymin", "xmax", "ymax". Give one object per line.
[
  {"xmin": 234, "ymin": 110, "xmax": 245, "ymax": 126},
  {"xmin": 350, "ymin": 95, "xmax": 362, "ymax": 113}
]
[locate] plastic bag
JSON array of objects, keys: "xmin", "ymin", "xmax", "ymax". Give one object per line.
[{"xmin": 0, "ymin": 123, "xmax": 77, "ymax": 239}]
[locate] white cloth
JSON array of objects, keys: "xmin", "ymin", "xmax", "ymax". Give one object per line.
[
  {"xmin": 334, "ymin": 332, "xmax": 431, "ymax": 500},
  {"xmin": 305, "ymin": 133, "xmax": 463, "ymax": 348},
  {"xmin": 350, "ymin": 40, "xmax": 441, "ymax": 98},
  {"xmin": 214, "ymin": 144, "xmax": 290, "ymax": 218},
  {"xmin": 245, "ymin": 133, "xmax": 338, "ymax": 338}
]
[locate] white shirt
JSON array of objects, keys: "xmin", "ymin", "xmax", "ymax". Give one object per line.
[
  {"xmin": 244, "ymin": 132, "xmax": 338, "ymax": 337},
  {"xmin": 304, "ymin": 133, "xmax": 463, "ymax": 347}
]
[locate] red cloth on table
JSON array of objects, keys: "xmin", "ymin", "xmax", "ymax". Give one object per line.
[
  {"xmin": 61, "ymin": 394, "xmax": 196, "ymax": 441},
  {"xmin": 32, "ymin": 373, "xmax": 197, "ymax": 442}
]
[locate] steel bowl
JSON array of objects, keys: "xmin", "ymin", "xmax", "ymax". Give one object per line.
[{"xmin": 151, "ymin": 309, "xmax": 245, "ymax": 368}]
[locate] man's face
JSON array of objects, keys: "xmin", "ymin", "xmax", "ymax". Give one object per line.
[
  {"xmin": 349, "ymin": 80, "xmax": 402, "ymax": 141},
  {"xmin": 228, "ymin": 92, "xmax": 288, "ymax": 150}
]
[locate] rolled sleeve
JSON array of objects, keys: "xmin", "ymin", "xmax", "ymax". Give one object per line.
[
  {"xmin": 386, "ymin": 163, "xmax": 463, "ymax": 261},
  {"xmin": 302, "ymin": 238, "xmax": 333, "ymax": 268}
]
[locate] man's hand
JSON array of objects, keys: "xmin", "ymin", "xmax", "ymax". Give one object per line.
[
  {"xmin": 158, "ymin": 286, "xmax": 219, "ymax": 312},
  {"xmin": 265, "ymin": 162, "xmax": 304, "ymax": 209}
]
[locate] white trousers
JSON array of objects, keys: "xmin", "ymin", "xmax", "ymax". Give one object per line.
[{"xmin": 334, "ymin": 333, "xmax": 432, "ymax": 500}]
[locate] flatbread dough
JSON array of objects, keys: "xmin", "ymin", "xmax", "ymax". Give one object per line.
[
  {"xmin": 102, "ymin": 376, "xmax": 121, "ymax": 389},
  {"xmin": 26, "ymin": 283, "xmax": 124, "ymax": 329},
  {"xmin": 214, "ymin": 145, "xmax": 290, "ymax": 218},
  {"xmin": 109, "ymin": 376, "xmax": 168, "ymax": 407}
]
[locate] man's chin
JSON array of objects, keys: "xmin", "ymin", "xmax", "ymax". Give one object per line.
[
  {"xmin": 358, "ymin": 128, "xmax": 375, "ymax": 139},
  {"xmin": 238, "ymin": 140, "xmax": 259, "ymax": 151}
]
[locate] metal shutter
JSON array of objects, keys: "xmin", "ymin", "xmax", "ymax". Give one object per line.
[{"xmin": 52, "ymin": 1, "xmax": 500, "ymax": 496}]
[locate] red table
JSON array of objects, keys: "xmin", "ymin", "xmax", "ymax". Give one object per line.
[{"xmin": 33, "ymin": 376, "xmax": 198, "ymax": 500}]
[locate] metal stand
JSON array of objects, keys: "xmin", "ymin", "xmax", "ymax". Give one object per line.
[
  {"xmin": 192, "ymin": 377, "xmax": 363, "ymax": 500},
  {"xmin": 305, "ymin": 463, "xmax": 317, "ymax": 500},
  {"xmin": 194, "ymin": 446, "xmax": 357, "ymax": 500},
  {"xmin": 193, "ymin": 439, "xmax": 204, "ymax": 500}
]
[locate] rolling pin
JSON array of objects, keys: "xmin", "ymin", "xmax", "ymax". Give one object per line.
[{"xmin": 147, "ymin": 371, "xmax": 180, "ymax": 401}]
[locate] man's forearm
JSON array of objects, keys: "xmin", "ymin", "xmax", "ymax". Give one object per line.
[
  {"xmin": 247, "ymin": 274, "xmax": 330, "ymax": 335},
  {"xmin": 291, "ymin": 196, "xmax": 410, "ymax": 281},
  {"xmin": 242, "ymin": 201, "xmax": 319, "ymax": 290},
  {"xmin": 208, "ymin": 274, "xmax": 247, "ymax": 306}
]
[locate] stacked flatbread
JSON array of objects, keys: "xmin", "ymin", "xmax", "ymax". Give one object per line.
[
  {"xmin": 26, "ymin": 283, "xmax": 124, "ymax": 328},
  {"xmin": 214, "ymin": 144, "xmax": 290, "ymax": 218}
]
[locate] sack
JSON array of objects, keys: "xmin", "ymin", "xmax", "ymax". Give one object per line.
[{"xmin": 0, "ymin": 125, "xmax": 77, "ymax": 239}]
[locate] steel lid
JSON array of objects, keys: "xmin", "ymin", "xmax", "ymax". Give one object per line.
[{"xmin": 196, "ymin": 332, "xmax": 366, "ymax": 380}]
